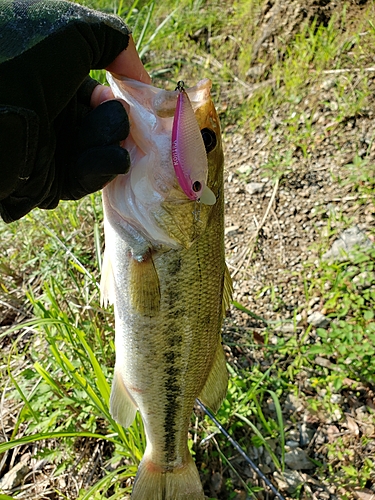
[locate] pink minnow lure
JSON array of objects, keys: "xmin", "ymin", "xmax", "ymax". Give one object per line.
[{"xmin": 172, "ymin": 81, "xmax": 216, "ymax": 205}]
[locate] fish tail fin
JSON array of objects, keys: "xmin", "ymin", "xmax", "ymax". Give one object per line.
[{"xmin": 131, "ymin": 454, "xmax": 204, "ymax": 500}]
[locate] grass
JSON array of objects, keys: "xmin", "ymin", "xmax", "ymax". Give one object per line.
[{"xmin": 1, "ymin": 0, "xmax": 375, "ymax": 498}]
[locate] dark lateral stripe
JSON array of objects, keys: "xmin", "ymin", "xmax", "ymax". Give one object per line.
[{"xmin": 163, "ymin": 348, "xmax": 182, "ymax": 463}]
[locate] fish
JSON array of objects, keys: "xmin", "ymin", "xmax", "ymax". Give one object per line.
[{"xmin": 101, "ymin": 74, "xmax": 232, "ymax": 500}]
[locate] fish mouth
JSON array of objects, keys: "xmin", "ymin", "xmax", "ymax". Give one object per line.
[{"xmin": 153, "ymin": 79, "xmax": 213, "ymax": 118}]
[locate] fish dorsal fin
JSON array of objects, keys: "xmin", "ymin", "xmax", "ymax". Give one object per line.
[
  {"xmin": 198, "ymin": 341, "xmax": 228, "ymax": 413},
  {"xmin": 222, "ymin": 264, "xmax": 233, "ymax": 317},
  {"xmin": 100, "ymin": 249, "xmax": 115, "ymax": 307}
]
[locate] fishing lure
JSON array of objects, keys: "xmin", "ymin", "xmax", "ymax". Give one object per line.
[{"xmin": 172, "ymin": 81, "xmax": 216, "ymax": 205}]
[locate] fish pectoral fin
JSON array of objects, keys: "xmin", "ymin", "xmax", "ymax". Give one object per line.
[
  {"xmin": 198, "ymin": 342, "xmax": 228, "ymax": 414},
  {"xmin": 100, "ymin": 249, "xmax": 115, "ymax": 307},
  {"xmin": 222, "ymin": 264, "xmax": 233, "ymax": 316},
  {"xmin": 129, "ymin": 254, "xmax": 160, "ymax": 316},
  {"xmin": 110, "ymin": 369, "xmax": 138, "ymax": 428}
]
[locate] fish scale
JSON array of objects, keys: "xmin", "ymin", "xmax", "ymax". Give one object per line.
[{"xmin": 101, "ymin": 75, "xmax": 232, "ymax": 499}]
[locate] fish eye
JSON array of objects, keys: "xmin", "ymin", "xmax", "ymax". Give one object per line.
[
  {"xmin": 192, "ymin": 181, "xmax": 202, "ymax": 192},
  {"xmin": 201, "ymin": 128, "xmax": 217, "ymax": 153}
]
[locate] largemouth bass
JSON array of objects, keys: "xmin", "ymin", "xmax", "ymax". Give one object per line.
[{"xmin": 101, "ymin": 75, "xmax": 232, "ymax": 500}]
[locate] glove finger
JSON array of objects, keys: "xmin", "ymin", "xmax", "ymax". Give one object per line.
[
  {"xmin": 78, "ymin": 100, "xmax": 130, "ymax": 150},
  {"xmin": 64, "ymin": 145, "xmax": 130, "ymax": 200}
]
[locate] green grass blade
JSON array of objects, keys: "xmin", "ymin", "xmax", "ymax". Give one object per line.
[
  {"xmin": 135, "ymin": 1, "xmax": 154, "ymax": 53},
  {"xmin": 212, "ymin": 439, "xmax": 256, "ymax": 497},
  {"xmin": 78, "ymin": 466, "xmax": 131, "ymax": 500},
  {"xmin": 7, "ymin": 355, "xmax": 40, "ymax": 424},
  {"xmin": 57, "ymin": 350, "xmax": 110, "ymax": 416},
  {"xmin": 34, "ymin": 361, "xmax": 66, "ymax": 395},
  {"xmin": 75, "ymin": 329, "xmax": 111, "ymax": 405},
  {"xmin": 234, "ymin": 413, "xmax": 281, "ymax": 470},
  {"xmin": 252, "ymin": 394, "xmax": 273, "ymax": 435},
  {"xmin": 231, "ymin": 300, "xmax": 269, "ymax": 324},
  {"xmin": 123, "ymin": 0, "xmax": 140, "ymax": 23},
  {"xmin": 0, "ymin": 431, "xmax": 118, "ymax": 454},
  {"xmin": 267, "ymin": 390, "xmax": 285, "ymax": 471},
  {"xmin": 138, "ymin": 7, "xmax": 178, "ymax": 59}
]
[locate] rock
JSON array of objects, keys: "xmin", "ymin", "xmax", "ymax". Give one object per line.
[
  {"xmin": 225, "ymin": 225, "xmax": 240, "ymax": 237},
  {"xmin": 0, "ymin": 456, "xmax": 30, "ymax": 491},
  {"xmin": 246, "ymin": 64, "xmax": 266, "ymax": 79},
  {"xmin": 351, "ymin": 488, "xmax": 375, "ymax": 500},
  {"xmin": 287, "ymin": 429, "xmax": 300, "ymax": 442},
  {"xmin": 273, "ymin": 469, "xmax": 304, "ymax": 493},
  {"xmin": 284, "ymin": 393, "xmax": 304, "ymax": 413},
  {"xmin": 284, "ymin": 447, "xmax": 315, "ymax": 470},
  {"xmin": 274, "ymin": 322, "xmax": 296, "ymax": 333},
  {"xmin": 299, "ymin": 423, "xmax": 315, "ymax": 446},
  {"xmin": 286, "ymin": 440, "xmax": 299, "ymax": 449},
  {"xmin": 322, "ymin": 225, "xmax": 374, "ymax": 262},
  {"xmin": 307, "ymin": 311, "xmax": 331, "ymax": 328},
  {"xmin": 236, "ymin": 164, "xmax": 252, "ymax": 174},
  {"xmin": 353, "ymin": 271, "xmax": 374, "ymax": 290},
  {"xmin": 245, "ymin": 182, "xmax": 265, "ymax": 195},
  {"xmin": 326, "ymin": 408, "xmax": 342, "ymax": 423},
  {"xmin": 210, "ymin": 472, "xmax": 222, "ymax": 494},
  {"xmin": 330, "ymin": 393, "xmax": 342, "ymax": 404},
  {"xmin": 320, "ymin": 78, "xmax": 336, "ymax": 90},
  {"xmin": 259, "ymin": 463, "xmax": 271, "ymax": 474}
]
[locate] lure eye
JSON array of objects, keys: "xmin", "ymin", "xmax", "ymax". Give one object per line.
[
  {"xmin": 201, "ymin": 128, "xmax": 217, "ymax": 153},
  {"xmin": 192, "ymin": 181, "xmax": 202, "ymax": 193}
]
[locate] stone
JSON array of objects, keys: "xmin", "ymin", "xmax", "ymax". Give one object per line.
[
  {"xmin": 322, "ymin": 225, "xmax": 374, "ymax": 262},
  {"xmin": 225, "ymin": 225, "xmax": 240, "ymax": 237},
  {"xmin": 246, "ymin": 182, "xmax": 265, "ymax": 195},
  {"xmin": 284, "ymin": 447, "xmax": 315, "ymax": 470},
  {"xmin": 353, "ymin": 271, "xmax": 374, "ymax": 290},
  {"xmin": 273, "ymin": 469, "xmax": 304, "ymax": 493},
  {"xmin": 286, "ymin": 440, "xmax": 299, "ymax": 449},
  {"xmin": 0, "ymin": 456, "xmax": 30, "ymax": 491},
  {"xmin": 307, "ymin": 311, "xmax": 331, "ymax": 328},
  {"xmin": 299, "ymin": 423, "xmax": 315, "ymax": 446},
  {"xmin": 284, "ymin": 393, "xmax": 304, "ymax": 413}
]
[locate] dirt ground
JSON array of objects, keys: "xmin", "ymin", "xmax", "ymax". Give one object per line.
[{"xmin": 219, "ymin": 0, "xmax": 375, "ymax": 498}]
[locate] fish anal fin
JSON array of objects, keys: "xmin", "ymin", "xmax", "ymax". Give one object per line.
[
  {"xmin": 222, "ymin": 264, "xmax": 233, "ymax": 317},
  {"xmin": 198, "ymin": 343, "xmax": 228, "ymax": 414},
  {"xmin": 131, "ymin": 453, "xmax": 204, "ymax": 500},
  {"xmin": 129, "ymin": 254, "xmax": 160, "ymax": 316},
  {"xmin": 100, "ymin": 249, "xmax": 115, "ymax": 307},
  {"xmin": 110, "ymin": 369, "xmax": 137, "ymax": 428}
]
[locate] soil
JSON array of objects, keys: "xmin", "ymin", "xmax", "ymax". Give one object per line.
[{"xmin": 217, "ymin": 0, "xmax": 375, "ymax": 498}]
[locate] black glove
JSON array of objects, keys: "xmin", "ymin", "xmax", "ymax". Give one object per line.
[{"xmin": 0, "ymin": 0, "xmax": 131, "ymax": 223}]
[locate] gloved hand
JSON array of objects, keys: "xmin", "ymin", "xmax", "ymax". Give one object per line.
[{"xmin": 0, "ymin": 0, "xmax": 135, "ymax": 223}]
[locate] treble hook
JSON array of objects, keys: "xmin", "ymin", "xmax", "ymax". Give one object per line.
[{"xmin": 175, "ymin": 80, "xmax": 185, "ymax": 92}]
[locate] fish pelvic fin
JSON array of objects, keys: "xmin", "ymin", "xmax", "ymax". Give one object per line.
[
  {"xmin": 100, "ymin": 249, "xmax": 115, "ymax": 307},
  {"xmin": 129, "ymin": 253, "xmax": 161, "ymax": 316},
  {"xmin": 131, "ymin": 454, "xmax": 205, "ymax": 500},
  {"xmin": 110, "ymin": 368, "xmax": 137, "ymax": 428},
  {"xmin": 198, "ymin": 342, "xmax": 228, "ymax": 414}
]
